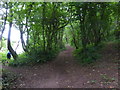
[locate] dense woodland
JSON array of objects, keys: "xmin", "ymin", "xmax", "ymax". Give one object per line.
[
  {"xmin": 0, "ymin": 2, "xmax": 120, "ymax": 65},
  {"xmin": 0, "ymin": 2, "xmax": 120, "ymax": 89}
]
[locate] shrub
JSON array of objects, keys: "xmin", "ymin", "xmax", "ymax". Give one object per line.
[
  {"xmin": 0, "ymin": 53, "xmax": 7, "ymax": 64},
  {"xmin": 0, "ymin": 52, "xmax": 15, "ymax": 66},
  {"xmin": 9, "ymin": 49, "xmax": 60, "ymax": 67},
  {"xmin": 9, "ymin": 53, "xmax": 29, "ymax": 67},
  {"xmin": 28, "ymin": 49, "xmax": 59, "ymax": 63},
  {"xmin": 73, "ymin": 45, "xmax": 101, "ymax": 65}
]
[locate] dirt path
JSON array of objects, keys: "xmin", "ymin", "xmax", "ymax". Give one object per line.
[{"xmin": 2, "ymin": 44, "xmax": 118, "ymax": 88}]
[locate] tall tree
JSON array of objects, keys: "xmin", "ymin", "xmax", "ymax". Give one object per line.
[{"xmin": 7, "ymin": 3, "xmax": 18, "ymax": 60}]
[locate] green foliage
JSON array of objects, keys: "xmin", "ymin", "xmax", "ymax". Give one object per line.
[
  {"xmin": 9, "ymin": 53, "xmax": 29, "ymax": 66},
  {"xmin": 1, "ymin": 2, "xmax": 119, "ymax": 65},
  {"xmin": 74, "ymin": 45, "xmax": 101, "ymax": 65},
  {"xmin": 0, "ymin": 38, "xmax": 7, "ymax": 52},
  {"xmin": 0, "ymin": 52, "xmax": 14, "ymax": 66},
  {"xmin": 28, "ymin": 49, "xmax": 58, "ymax": 63},
  {"xmin": 68, "ymin": 2, "xmax": 118, "ymax": 49},
  {"xmin": 2, "ymin": 69, "xmax": 17, "ymax": 89},
  {"xmin": 9, "ymin": 48, "xmax": 60, "ymax": 66},
  {"xmin": 0, "ymin": 53, "xmax": 6, "ymax": 63},
  {"xmin": 0, "ymin": 53, "xmax": 8, "ymax": 65}
]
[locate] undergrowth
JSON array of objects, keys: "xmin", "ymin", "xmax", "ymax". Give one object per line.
[
  {"xmin": 2, "ymin": 69, "xmax": 17, "ymax": 90},
  {"xmin": 73, "ymin": 44, "xmax": 102, "ymax": 65},
  {"xmin": 9, "ymin": 48, "xmax": 62, "ymax": 67}
]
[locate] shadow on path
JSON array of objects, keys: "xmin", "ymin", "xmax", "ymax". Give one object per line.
[{"xmin": 2, "ymin": 44, "xmax": 118, "ymax": 88}]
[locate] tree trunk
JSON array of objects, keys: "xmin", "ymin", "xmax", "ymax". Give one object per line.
[
  {"xmin": 0, "ymin": 2, "xmax": 8, "ymax": 50},
  {"xmin": 7, "ymin": 21, "xmax": 18, "ymax": 60}
]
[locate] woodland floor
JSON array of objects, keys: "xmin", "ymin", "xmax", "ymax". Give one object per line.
[{"xmin": 2, "ymin": 43, "xmax": 119, "ymax": 88}]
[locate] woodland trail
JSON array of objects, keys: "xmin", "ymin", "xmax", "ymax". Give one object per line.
[{"xmin": 3, "ymin": 44, "xmax": 118, "ymax": 88}]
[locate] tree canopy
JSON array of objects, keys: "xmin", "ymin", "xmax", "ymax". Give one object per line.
[{"xmin": 0, "ymin": 2, "xmax": 119, "ymax": 65}]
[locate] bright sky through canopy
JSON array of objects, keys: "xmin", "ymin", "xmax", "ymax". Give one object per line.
[{"xmin": 3, "ymin": 24, "xmax": 24, "ymax": 54}]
